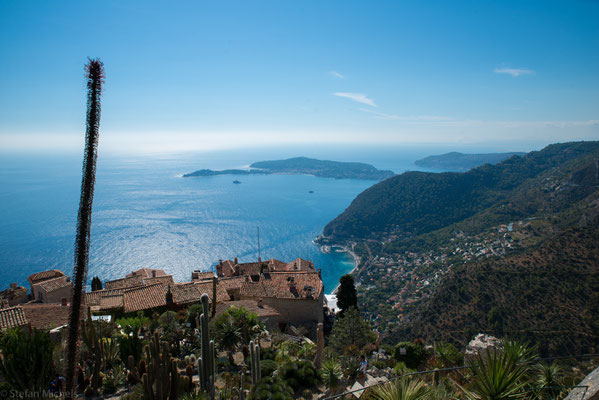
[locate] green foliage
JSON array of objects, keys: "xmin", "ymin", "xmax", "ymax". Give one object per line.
[
  {"xmin": 0, "ymin": 328, "xmax": 55, "ymax": 391},
  {"xmin": 91, "ymin": 276, "xmax": 103, "ymax": 291},
  {"xmin": 463, "ymin": 341, "xmax": 536, "ymax": 400},
  {"xmin": 278, "ymin": 360, "xmax": 320, "ymax": 391},
  {"xmin": 393, "ymin": 361, "xmax": 415, "ymax": 376},
  {"xmin": 329, "ymin": 307, "xmax": 376, "ymax": 353},
  {"xmin": 260, "ymin": 359, "xmax": 277, "ymax": 377},
  {"xmin": 337, "ymin": 274, "xmax": 358, "ymax": 313},
  {"xmin": 320, "ymin": 359, "xmax": 343, "ymax": 391},
  {"xmin": 325, "ymin": 141, "xmax": 599, "ymax": 239},
  {"xmin": 186, "ymin": 304, "xmax": 204, "ymax": 329},
  {"xmin": 393, "ymin": 342, "xmax": 428, "ymax": 370},
  {"xmin": 117, "ymin": 315, "xmax": 151, "ymax": 335},
  {"xmin": 247, "ymin": 376, "xmax": 293, "ymax": 400},
  {"xmin": 102, "ymin": 364, "xmax": 126, "ymax": 395},
  {"xmin": 436, "ymin": 342, "xmax": 463, "ymax": 367},
  {"xmin": 371, "ymin": 377, "xmax": 432, "ymax": 400},
  {"xmin": 118, "ymin": 332, "xmax": 144, "ymax": 364},
  {"xmin": 532, "ymin": 361, "xmax": 565, "ymax": 400}
]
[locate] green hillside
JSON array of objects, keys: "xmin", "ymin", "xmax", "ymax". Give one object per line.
[{"xmin": 323, "ymin": 141, "xmax": 599, "ymax": 240}]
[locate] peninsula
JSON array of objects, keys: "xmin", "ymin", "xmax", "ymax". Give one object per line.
[
  {"xmin": 414, "ymin": 151, "xmax": 526, "ymax": 171},
  {"xmin": 183, "ymin": 157, "xmax": 395, "ymax": 181}
]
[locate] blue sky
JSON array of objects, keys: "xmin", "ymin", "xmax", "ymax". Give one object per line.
[{"xmin": 0, "ymin": 0, "xmax": 597, "ymax": 153}]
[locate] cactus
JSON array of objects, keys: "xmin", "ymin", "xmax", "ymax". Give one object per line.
[
  {"xmin": 141, "ymin": 332, "xmax": 181, "ymax": 400},
  {"xmin": 128, "ymin": 355, "xmax": 141, "ymax": 385},
  {"xmin": 314, "ymin": 322, "xmax": 324, "ymax": 369},
  {"xmin": 240, "ymin": 372, "xmax": 246, "ymax": 400},
  {"xmin": 249, "ymin": 341, "xmax": 261, "ymax": 385},
  {"xmin": 197, "ymin": 293, "xmax": 216, "ymax": 398},
  {"xmin": 81, "ymin": 316, "xmax": 103, "ymax": 393}
]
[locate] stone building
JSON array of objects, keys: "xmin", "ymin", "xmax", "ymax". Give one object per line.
[
  {"xmin": 32, "ymin": 275, "xmax": 73, "ymax": 303},
  {"xmin": 27, "ymin": 269, "xmax": 66, "ymax": 300},
  {"xmin": 240, "ymin": 270, "xmax": 324, "ymax": 329}
]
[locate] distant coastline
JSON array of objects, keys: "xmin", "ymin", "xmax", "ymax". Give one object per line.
[
  {"xmin": 183, "ymin": 156, "xmax": 395, "ymax": 181},
  {"xmin": 414, "ymin": 151, "xmax": 526, "ymax": 171}
]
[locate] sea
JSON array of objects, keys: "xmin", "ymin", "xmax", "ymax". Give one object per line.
[{"xmin": 0, "ymin": 144, "xmax": 501, "ymax": 293}]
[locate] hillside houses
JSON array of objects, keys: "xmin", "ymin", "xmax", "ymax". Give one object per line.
[{"xmin": 1, "ymin": 258, "xmax": 325, "ymax": 333}]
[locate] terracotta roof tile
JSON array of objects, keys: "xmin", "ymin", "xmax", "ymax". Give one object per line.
[
  {"xmin": 123, "ymin": 284, "xmax": 168, "ymax": 313},
  {"xmin": 191, "ymin": 271, "xmax": 216, "ymax": 281},
  {"xmin": 240, "ymin": 272, "xmax": 323, "ymax": 300},
  {"xmin": 105, "ymin": 275, "xmax": 144, "ymax": 290},
  {"xmin": 171, "ymin": 283, "xmax": 203, "ymax": 305},
  {"xmin": 218, "ymin": 276, "xmax": 247, "ymax": 291},
  {"xmin": 28, "ymin": 270, "xmax": 65, "ymax": 284},
  {"xmin": 37, "ymin": 276, "xmax": 72, "ymax": 293},
  {"xmin": 143, "ymin": 275, "xmax": 174, "ymax": 286},
  {"xmin": 21, "ymin": 303, "xmax": 87, "ymax": 330},
  {"xmin": 85, "ymin": 289, "xmax": 124, "ymax": 306},
  {"xmin": 193, "ymin": 281, "xmax": 230, "ymax": 303},
  {"xmin": 0, "ymin": 306, "xmax": 29, "ymax": 330},
  {"xmin": 99, "ymin": 294, "xmax": 124, "ymax": 309},
  {"xmin": 284, "ymin": 258, "xmax": 316, "ymax": 272},
  {"xmin": 126, "ymin": 268, "xmax": 167, "ymax": 279}
]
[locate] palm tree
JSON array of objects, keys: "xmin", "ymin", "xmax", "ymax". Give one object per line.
[
  {"xmin": 65, "ymin": 58, "xmax": 104, "ymax": 396},
  {"xmin": 371, "ymin": 377, "xmax": 431, "ymax": 400}
]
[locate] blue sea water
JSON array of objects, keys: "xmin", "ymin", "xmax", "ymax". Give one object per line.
[{"xmin": 0, "ymin": 144, "xmax": 492, "ymax": 293}]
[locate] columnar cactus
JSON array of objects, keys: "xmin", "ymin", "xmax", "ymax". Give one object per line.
[
  {"xmin": 249, "ymin": 340, "xmax": 261, "ymax": 385},
  {"xmin": 141, "ymin": 332, "xmax": 179, "ymax": 400},
  {"xmin": 198, "ymin": 293, "xmax": 216, "ymax": 398},
  {"xmin": 314, "ymin": 322, "xmax": 325, "ymax": 369}
]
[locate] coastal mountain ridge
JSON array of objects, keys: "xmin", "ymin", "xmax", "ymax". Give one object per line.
[
  {"xmin": 319, "ymin": 141, "xmax": 599, "ymax": 355},
  {"xmin": 323, "ymin": 141, "xmax": 599, "ymax": 240},
  {"xmin": 183, "ymin": 157, "xmax": 394, "ymax": 181},
  {"xmin": 414, "ymin": 151, "xmax": 527, "ymax": 171}
]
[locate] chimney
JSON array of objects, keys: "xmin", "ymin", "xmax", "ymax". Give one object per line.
[
  {"xmin": 61, "ymin": 297, "xmax": 67, "ymax": 307},
  {"xmin": 152, "ymin": 270, "xmax": 156, "ymax": 278},
  {"xmin": 234, "ymin": 257, "xmax": 238, "ymax": 264},
  {"xmin": 165, "ymin": 285, "xmax": 173, "ymax": 304},
  {"xmin": 258, "ymin": 257, "xmax": 261, "ymax": 262},
  {"xmin": 219, "ymin": 259, "xmax": 223, "ymax": 266},
  {"xmin": 10, "ymin": 283, "xmax": 17, "ymax": 290}
]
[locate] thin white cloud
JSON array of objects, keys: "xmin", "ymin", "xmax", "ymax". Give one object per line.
[
  {"xmin": 333, "ymin": 92, "xmax": 376, "ymax": 106},
  {"xmin": 329, "ymin": 70, "xmax": 344, "ymax": 79},
  {"xmin": 494, "ymin": 67, "xmax": 535, "ymax": 77}
]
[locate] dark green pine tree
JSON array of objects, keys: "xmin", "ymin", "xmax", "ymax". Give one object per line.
[
  {"xmin": 90, "ymin": 276, "xmax": 103, "ymax": 291},
  {"xmin": 65, "ymin": 58, "xmax": 104, "ymax": 396},
  {"xmin": 337, "ymin": 274, "xmax": 358, "ymax": 313}
]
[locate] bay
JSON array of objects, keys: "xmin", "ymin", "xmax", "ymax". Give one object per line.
[{"xmin": 0, "ymin": 144, "xmax": 469, "ymax": 293}]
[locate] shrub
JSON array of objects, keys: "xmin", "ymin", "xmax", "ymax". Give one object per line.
[
  {"xmin": 248, "ymin": 376, "xmax": 293, "ymax": 400},
  {"xmin": 0, "ymin": 328, "xmax": 55, "ymax": 391},
  {"xmin": 393, "ymin": 341, "xmax": 428, "ymax": 369},
  {"xmin": 278, "ymin": 360, "xmax": 320, "ymax": 391},
  {"xmin": 260, "ymin": 359, "xmax": 278, "ymax": 377}
]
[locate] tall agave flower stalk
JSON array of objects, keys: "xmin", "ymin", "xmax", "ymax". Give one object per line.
[{"xmin": 65, "ymin": 58, "xmax": 104, "ymax": 395}]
